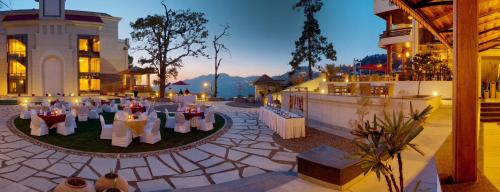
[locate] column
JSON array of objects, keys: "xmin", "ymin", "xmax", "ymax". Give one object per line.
[
  {"xmin": 386, "ymin": 14, "xmax": 393, "ymax": 74},
  {"xmin": 453, "ymin": 0, "xmax": 478, "ymax": 183}
]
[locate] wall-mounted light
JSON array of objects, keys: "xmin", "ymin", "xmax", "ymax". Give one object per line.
[{"xmin": 433, "ymin": 91, "xmax": 438, "ymax": 96}]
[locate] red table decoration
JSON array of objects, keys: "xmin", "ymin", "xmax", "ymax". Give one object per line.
[
  {"xmin": 130, "ymin": 106, "xmax": 146, "ymax": 114},
  {"xmin": 38, "ymin": 114, "xmax": 66, "ymax": 127},
  {"xmin": 183, "ymin": 112, "xmax": 204, "ymax": 120}
]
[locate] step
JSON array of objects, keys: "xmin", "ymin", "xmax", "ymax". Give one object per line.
[
  {"xmin": 481, "ymin": 107, "xmax": 500, "ymax": 112},
  {"xmin": 480, "ymin": 117, "xmax": 500, "ymax": 122},
  {"xmin": 480, "ymin": 112, "xmax": 500, "ymax": 117},
  {"xmin": 481, "ymin": 102, "xmax": 500, "ymax": 107}
]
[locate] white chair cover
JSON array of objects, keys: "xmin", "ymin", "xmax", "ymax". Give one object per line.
[
  {"xmin": 78, "ymin": 106, "xmax": 89, "ymax": 122},
  {"xmin": 174, "ymin": 112, "xmax": 190, "ymax": 133},
  {"xmin": 88, "ymin": 110, "xmax": 99, "ymax": 119},
  {"xmin": 20, "ymin": 107, "xmax": 31, "ymax": 119},
  {"xmin": 164, "ymin": 109, "xmax": 175, "ymax": 128},
  {"xmin": 197, "ymin": 110, "xmax": 215, "ymax": 131},
  {"xmin": 111, "ymin": 120, "xmax": 132, "ymax": 147},
  {"xmin": 57, "ymin": 113, "xmax": 75, "ymax": 136},
  {"xmin": 140, "ymin": 119, "xmax": 161, "ymax": 144},
  {"xmin": 30, "ymin": 115, "xmax": 49, "ymax": 136},
  {"xmin": 99, "ymin": 115, "xmax": 112, "ymax": 140}
]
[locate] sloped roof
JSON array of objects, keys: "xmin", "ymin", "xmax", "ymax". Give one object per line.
[
  {"xmin": 253, "ymin": 74, "xmax": 280, "ymax": 85},
  {"xmin": 391, "ymin": 0, "xmax": 500, "ymax": 52}
]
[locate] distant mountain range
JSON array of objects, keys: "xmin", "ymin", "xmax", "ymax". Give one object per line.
[{"xmin": 159, "ymin": 66, "xmax": 319, "ymax": 99}]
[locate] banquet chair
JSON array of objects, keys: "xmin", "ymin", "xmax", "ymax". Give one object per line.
[
  {"xmin": 95, "ymin": 106, "xmax": 103, "ymax": 114},
  {"xmin": 164, "ymin": 109, "xmax": 176, "ymax": 128},
  {"xmin": 78, "ymin": 106, "xmax": 89, "ymax": 122},
  {"xmin": 123, "ymin": 107, "xmax": 132, "ymax": 115},
  {"xmin": 57, "ymin": 113, "xmax": 76, "ymax": 136},
  {"xmin": 197, "ymin": 110, "xmax": 215, "ymax": 131},
  {"xmin": 88, "ymin": 109, "xmax": 100, "ymax": 119},
  {"xmin": 30, "ymin": 115, "xmax": 49, "ymax": 136},
  {"xmin": 207, "ymin": 108, "xmax": 216, "ymax": 123},
  {"xmin": 140, "ymin": 118, "xmax": 161, "ymax": 144},
  {"xmin": 111, "ymin": 120, "xmax": 132, "ymax": 148},
  {"xmin": 53, "ymin": 102, "xmax": 62, "ymax": 109},
  {"xmin": 20, "ymin": 108, "xmax": 31, "ymax": 119},
  {"xmin": 174, "ymin": 112, "xmax": 190, "ymax": 133},
  {"xmin": 99, "ymin": 115, "xmax": 112, "ymax": 140}
]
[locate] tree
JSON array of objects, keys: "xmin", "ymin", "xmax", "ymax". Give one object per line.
[
  {"xmin": 408, "ymin": 52, "xmax": 443, "ymax": 96},
  {"xmin": 130, "ymin": 0, "xmax": 208, "ymax": 97},
  {"xmin": 212, "ymin": 24, "xmax": 230, "ymax": 98},
  {"xmin": 290, "ymin": 0, "xmax": 337, "ymax": 79}
]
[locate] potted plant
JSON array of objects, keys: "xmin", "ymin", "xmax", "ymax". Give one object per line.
[
  {"xmin": 95, "ymin": 169, "xmax": 128, "ymax": 192},
  {"xmin": 53, "ymin": 177, "xmax": 95, "ymax": 192},
  {"xmin": 103, "ymin": 178, "xmax": 124, "ymax": 192},
  {"xmin": 351, "ymin": 103, "xmax": 433, "ymax": 192}
]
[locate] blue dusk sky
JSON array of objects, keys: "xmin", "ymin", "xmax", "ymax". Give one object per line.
[{"xmin": 6, "ymin": 0, "xmax": 385, "ymax": 80}]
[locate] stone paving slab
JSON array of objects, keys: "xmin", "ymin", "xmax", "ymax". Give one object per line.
[{"xmin": 0, "ymin": 103, "xmax": 297, "ymax": 191}]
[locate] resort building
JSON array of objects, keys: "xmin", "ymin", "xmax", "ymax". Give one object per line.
[{"xmin": 0, "ymin": 0, "xmax": 128, "ymax": 96}]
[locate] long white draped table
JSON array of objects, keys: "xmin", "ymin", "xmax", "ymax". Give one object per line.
[
  {"xmin": 259, "ymin": 107, "xmax": 305, "ymax": 139},
  {"xmin": 173, "ymin": 95, "xmax": 197, "ymax": 103}
]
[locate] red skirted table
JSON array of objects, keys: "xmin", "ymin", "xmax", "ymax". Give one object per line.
[
  {"xmin": 130, "ymin": 106, "xmax": 146, "ymax": 114},
  {"xmin": 183, "ymin": 112, "xmax": 204, "ymax": 120},
  {"xmin": 38, "ymin": 114, "xmax": 66, "ymax": 127}
]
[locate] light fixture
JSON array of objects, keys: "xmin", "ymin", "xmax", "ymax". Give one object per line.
[
  {"xmin": 408, "ymin": 16, "xmax": 413, "ymax": 20},
  {"xmin": 345, "ymin": 79, "xmax": 349, "ymax": 83},
  {"xmin": 405, "ymin": 42, "xmax": 410, "ymax": 48},
  {"xmin": 320, "ymin": 89, "xmax": 326, "ymax": 94},
  {"xmin": 203, "ymin": 82, "xmax": 209, "ymax": 87},
  {"xmin": 433, "ymin": 91, "xmax": 438, "ymax": 96},
  {"xmin": 405, "ymin": 52, "xmax": 410, "ymax": 57},
  {"xmin": 397, "ymin": 54, "xmax": 402, "ymax": 58},
  {"xmin": 23, "ymin": 99, "xmax": 28, "ymax": 103}
]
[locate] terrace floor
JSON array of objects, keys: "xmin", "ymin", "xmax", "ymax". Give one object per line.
[{"xmin": 0, "ymin": 102, "xmax": 299, "ymax": 192}]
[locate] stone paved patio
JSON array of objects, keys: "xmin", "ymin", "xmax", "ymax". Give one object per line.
[{"xmin": 0, "ymin": 102, "xmax": 297, "ymax": 192}]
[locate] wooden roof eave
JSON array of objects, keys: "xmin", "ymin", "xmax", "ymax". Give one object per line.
[
  {"xmin": 479, "ymin": 40, "xmax": 500, "ymax": 52},
  {"xmin": 391, "ymin": 0, "xmax": 452, "ymax": 49}
]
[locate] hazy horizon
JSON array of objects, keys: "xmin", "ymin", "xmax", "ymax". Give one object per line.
[{"xmin": 7, "ymin": 0, "xmax": 385, "ymax": 81}]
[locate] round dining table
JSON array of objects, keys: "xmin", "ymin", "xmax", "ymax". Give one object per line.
[
  {"xmin": 38, "ymin": 113, "xmax": 66, "ymax": 128},
  {"xmin": 115, "ymin": 116, "xmax": 148, "ymax": 137},
  {"xmin": 183, "ymin": 111, "xmax": 204, "ymax": 127}
]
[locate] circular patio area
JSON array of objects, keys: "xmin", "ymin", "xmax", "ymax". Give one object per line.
[
  {"xmin": 0, "ymin": 102, "xmax": 297, "ymax": 192},
  {"xmin": 9, "ymin": 110, "xmax": 227, "ymax": 156}
]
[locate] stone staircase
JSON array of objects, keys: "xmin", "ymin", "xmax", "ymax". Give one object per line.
[{"xmin": 480, "ymin": 102, "xmax": 500, "ymax": 122}]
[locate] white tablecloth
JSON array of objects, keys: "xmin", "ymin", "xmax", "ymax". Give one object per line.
[
  {"xmin": 259, "ymin": 107, "xmax": 305, "ymax": 139},
  {"xmin": 173, "ymin": 95, "xmax": 197, "ymax": 103}
]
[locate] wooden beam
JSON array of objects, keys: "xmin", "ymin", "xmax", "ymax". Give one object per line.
[
  {"xmin": 479, "ymin": 25, "xmax": 500, "ymax": 36},
  {"xmin": 453, "ymin": 0, "xmax": 478, "ymax": 183},
  {"xmin": 478, "ymin": 31, "xmax": 500, "ymax": 44},
  {"xmin": 479, "ymin": 40, "xmax": 500, "ymax": 52},
  {"xmin": 392, "ymin": 0, "xmax": 452, "ymax": 48},
  {"xmin": 430, "ymin": 11, "xmax": 453, "ymax": 21},
  {"xmin": 413, "ymin": 0, "xmax": 453, "ymax": 8}
]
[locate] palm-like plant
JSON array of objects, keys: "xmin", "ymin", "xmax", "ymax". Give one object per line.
[{"xmin": 351, "ymin": 102, "xmax": 433, "ymax": 192}]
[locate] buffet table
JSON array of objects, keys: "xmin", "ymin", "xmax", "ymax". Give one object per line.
[{"xmin": 259, "ymin": 107, "xmax": 305, "ymax": 139}]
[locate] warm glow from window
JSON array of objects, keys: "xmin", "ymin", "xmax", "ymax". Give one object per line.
[
  {"xmin": 90, "ymin": 58, "xmax": 100, "ymax": 73},
  {"xmin": 93, "ymin": 39, "xmax": 100, "ymax": 52},
  {"xmin": 79, "ymin": 57, "xmax": 89, "ymax": 73},
  {"xmin": 79, "ymin": 39, "xmax": 89, "ymax": 51},
  {"xmin": 9, "ymin": 60, "xmax": 26, "ymax": 75},
  {"xmin": 90, "ymin": 79, "xmax": 100, "ymax": 90},
  {"xmin": 8, "ymin": 39, "xmax": 26, "ymax": 57},
  {"xmin": 79, "ymin": 79, "xmax": 89, "ymax": 91}
]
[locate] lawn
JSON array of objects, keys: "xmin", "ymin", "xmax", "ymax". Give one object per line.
[
  {"xmin": 0, "ymin": 100, "xmax": 18, "ymax": 105},
  {"xmin": 14, "ymin": 112, "xmax": 225, "ymax": 153}
]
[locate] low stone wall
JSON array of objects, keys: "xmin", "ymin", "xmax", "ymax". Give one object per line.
[{"xmin": 281, "ymin": 92, "xmax": 442, "ymax": 139}]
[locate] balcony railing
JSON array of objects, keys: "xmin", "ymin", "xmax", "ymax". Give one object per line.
[{"xmin": 380, "ymin": 28, "xmax": 412, "ymax": 38}]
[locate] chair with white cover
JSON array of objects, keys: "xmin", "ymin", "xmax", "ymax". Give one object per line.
[
  {"xmin": 57, "ymin": 113, "xmax": 76, "ymax": 136},
  {"xmin": 99, "ymin": 115, "xmax": 112, "ymax": 139},
  {"xmin": 30, "ymin": 115, "xmax": 49, "ymax": 136},
  {"xmin": 164, "ymin": 109, "xmax": 175, "ymax": 128},
  {"xmin": 111, "ymin": 120, "xmax": 132, "ymax": 147},
  {"xmin": 174, "ymin": 112, "xmax": 190, "ymax": 133},
  {"xmin": 78, "ymin": 106, "xmax": 89, "ymax": 122},
  {"xmin": 140, "ymin": 118, "xmax": 161, "ymax": 144},
  {"xmin": 88, "ymin": 109, "xmax": 99, "ymax": 119},
  {"xmin": 197, "ymin": 110, "xmax": 215, "ymax": 131},
  {"xmin": 20, "ymin": 107, "xmax": 31, "ymax": 119}
]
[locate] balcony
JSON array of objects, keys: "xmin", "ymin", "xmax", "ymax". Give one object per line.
[{"xmin": 379, "ymin": 27, "xmax": 413, "ymax": 47}]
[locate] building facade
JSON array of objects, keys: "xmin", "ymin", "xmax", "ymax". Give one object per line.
[{"xmin": 0, "ymin": 0, "xmax": 128, "ymax": 96}]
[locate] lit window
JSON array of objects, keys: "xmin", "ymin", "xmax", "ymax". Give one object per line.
[
  {"xmin": 90, "ymin": 79, "xmax": 100, "ymax": 90},
  {"xmin": 9, "ymin": 61, "xmax": 26, "ymax": 75},
  {"xmin": 90, "ymin": 58, "xmax": 100, "ymax": 73},
  {"xmin": 79, "ymin": 39, "xmax": 89, "ymax": 51},
  {"xmin": 79, "ymin": 57, "xmax": 89, "ymax": 73},
  {"xmin": 79, "ymin": 79, "xmax": 89, "ymax": 91},
  {"xmin": 92, "ymin": 39, "xmax": 100, "ymax": 53},
  {"xmin": 8, "ymin": 39, "xmax": 26, "ymax": 57}
]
